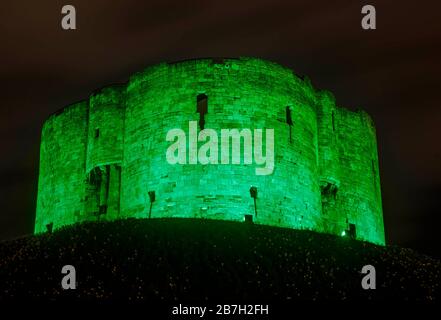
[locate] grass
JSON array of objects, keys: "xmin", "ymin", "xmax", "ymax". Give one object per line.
[{"xmin": 0, "ymin": 218, "xmax": 439, "ymax": 302}]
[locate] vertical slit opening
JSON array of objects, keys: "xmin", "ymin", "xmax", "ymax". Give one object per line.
[
  {"xmin": 197, "ymin": 94, "xmax": 208, "ymax": 130},
  {"xmin": 332, "ymin": 111, "xmax": 335, "ymax": 131},
  {"xmin": 286, "ymin": 106, "xmax": 293, "ymax": 142}
]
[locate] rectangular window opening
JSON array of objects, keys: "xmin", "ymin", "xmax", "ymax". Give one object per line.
[
  {"xmin": 348, "ymin": 223, "xmax": 356, "ymax": 239},
  {"xmin": 244, "ymin": 214, "xmax": 253, "ymax": 224},
  {"xmin": 332, "ymin": 111, "xmax": 335, "ymax": 131},
  {"xmin": 98, "ymin": 204, "xmax": 107, "ymax": 215},
  {"xmin": 286, "ymin": 106, "xmax": 293, "ymax": 126},
  {"xmin": 286, "ymin": 106, "xmax": 293, "ymax": 143},
  {"xmin": 197, "ymin": 94, "xmax": 208, "ymax": 130},
  {"xmin": 46, "ymin": 222, "xmax": 53, "ymax": 233}
]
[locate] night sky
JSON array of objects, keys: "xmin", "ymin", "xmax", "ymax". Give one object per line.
[{"xmin": 0, "ymin": 1, "xmax": 439, "ymax": 257}]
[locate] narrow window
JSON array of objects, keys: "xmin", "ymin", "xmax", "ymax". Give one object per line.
[
  {"xmin": 348, "ymin": 223, "xmax": 356, "ymax": 239},
  {"xmin": 244, "ymin": 214, "xmax": 253, "ymax": 224},
  {"xmin": 95, "ymin": 128, "xmax": 100, "ymax": 138},
  {"xmin": 197, "ymin": 94, "xmax": 208, "ymax": 130},
  {"xmin": 98, "ymin": 205, "xmax": 107, "ymax": 215},
  {"xmin": 331, "ymin": 111, "xmax": 335, "ymax": 131},
  {"xmin": 286, "ymin": 106, "xmax": 293, "ymax": 125},
  {"xmin": 249, "ymin": 186, "xmax": 258, "ymax": 217},
  {"xmin": 321, "ymin": 182, "xmax": 338, "ymax": 203},
  {"xmin": 286, "ymin": 106, "xmax": 293, "ymax": 143},
  {"xmin": 46, "ymin": 222, "xmax": 53, "ymax": 233},
  {"xmin": 148, "ymin": 191, "xmax": 156, "ymax": 219}
]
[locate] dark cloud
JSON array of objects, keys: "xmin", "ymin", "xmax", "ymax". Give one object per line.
[{"xmin": 0, "ymin": 0, "xmax": 439, "ymax": 257}]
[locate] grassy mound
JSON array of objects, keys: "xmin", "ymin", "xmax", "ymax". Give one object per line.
[{"xmin": 0, "ymin": 218, "xmax": 439, "ymax": 302}]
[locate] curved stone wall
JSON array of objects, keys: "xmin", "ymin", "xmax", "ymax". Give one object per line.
[{"xmin": 35, "ymin": 57, "xmax": 385, "ymax": 245}]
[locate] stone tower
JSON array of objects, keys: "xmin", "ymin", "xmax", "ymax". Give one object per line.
[{"xmin": 35, "ymin": 57, "xmax": 385, "ymax": 245}]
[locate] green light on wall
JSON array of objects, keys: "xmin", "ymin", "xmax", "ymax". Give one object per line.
[{"xmin": 34, "ymin": 57, "xmax": 385, "ymax": 245}]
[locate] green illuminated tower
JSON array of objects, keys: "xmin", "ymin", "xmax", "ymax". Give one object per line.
[{"xmin": 35, "ymin": 57, "xmax": 385, "ymax": 245}]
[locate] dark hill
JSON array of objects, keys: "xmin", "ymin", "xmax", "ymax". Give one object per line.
[{"xmin": 0, "ymin": 218, "xmax": 439, "ymax": 302}]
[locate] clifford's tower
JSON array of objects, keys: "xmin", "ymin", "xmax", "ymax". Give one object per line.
[{"xmin": 35, "ymin": 57, "xmax": 385, "ymax": 245}]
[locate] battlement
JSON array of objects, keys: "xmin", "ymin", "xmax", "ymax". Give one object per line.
[{"xmin": 35, "ymin": 57, "xmax": 385, "ymax": 245}]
